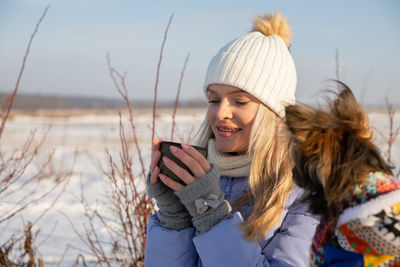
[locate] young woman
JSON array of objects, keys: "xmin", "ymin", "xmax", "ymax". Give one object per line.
[{"xmin": 145, "ymin": 12, "xmax": 318, "ymax": 266}]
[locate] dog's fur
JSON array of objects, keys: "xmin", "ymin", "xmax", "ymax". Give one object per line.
[{"xmin": 285, "ymin": 81, "xmax": 393, "ymax": 217}]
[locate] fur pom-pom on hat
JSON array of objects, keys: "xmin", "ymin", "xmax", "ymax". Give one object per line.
[
  {"xmin": 203, "ymin": 12, "xmax": 296, "ymax": 117},
  {"xmin": 252, "ymin": 12, "xmax": 292, "ymax": 47}
]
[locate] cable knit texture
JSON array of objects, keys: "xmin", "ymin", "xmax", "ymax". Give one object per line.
[
  {"xmin": 207, "ymin": 139, "xmax": 251, "ymax": 177},
  {"xmin": 203, "ymin": 31, "xmax": 296, "ymax": 117},
  {"xmin": 175, "ymin": 165, "xmax": 232, "ymax": 235},
  {"xmin": 146, "ymin": 174, "xmax": 192, "ymax": 230}
]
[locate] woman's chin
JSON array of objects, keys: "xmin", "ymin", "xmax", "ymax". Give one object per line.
[
  {"xmin": 215, "ymin": 140, "xmax": 247, "ymax": 154},
  {"xmin": 217, "ymin": 147, "xmax": 232, "ymax": 153},
  {"xmin": 215, "ymin": 140, "xmax": 233, "ymax": 153}
]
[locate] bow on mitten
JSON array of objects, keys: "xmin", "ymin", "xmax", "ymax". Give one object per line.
[
  {"xmin": 175, "ymin": 165, "xmax": 231, "ymax": 235},
  {"xmin": 195, "ymin": 194, "xmax": 220, "ymax": 214},
  {"xmin": 146, "ymin": 174, "xmax": 192, "ymax": 230}
]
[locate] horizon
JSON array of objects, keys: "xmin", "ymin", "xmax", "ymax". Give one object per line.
[{"xmin": 2, "ymin": 90, "xmax": 398, "ymax": 110}]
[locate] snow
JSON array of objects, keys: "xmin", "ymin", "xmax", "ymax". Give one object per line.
[
  {"xmin": 0, "ymin": 107, "xmax": 399, "ymax": 265},
  {"xmin": 1, "ymin": 108, "xmax": 205, "ymax": 265}
]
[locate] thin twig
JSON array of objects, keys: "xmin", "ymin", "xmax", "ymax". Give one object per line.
[
  {"xmin": 375, "ymin": 97, "xmax": 400, "ymax": 178},
  {"xmin": 384, "ymin": 98, "xmax": 400, "ymax": 166},
  {"xmin": 152, "ymin": 13, "xmax": 174, "ymax": 142},
  {"xmin": 335, "ymin": 48, "xmax": 340, "ymax": 81},
  {"xmin": 171, "ymin": 52, "xmax": 190, "ymax": 141},
  {"xmin": 106, "ymin": 55, "xmax": 147, "ymax": 178},
  {"xmin": 0, "ymin": 6, "xmax": 49, "ymax": 140},
  {"xmin": 74, "ymin": 254, "xmax": 88, "ymax": 267}
]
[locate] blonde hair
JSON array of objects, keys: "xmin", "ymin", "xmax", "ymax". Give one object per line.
[
  {"xmin": 194, "ymin": 113, "xmax": 213, "ymax": 148},
  {"xmin": 194, "ymin": 104, "xmax": 295, "ymax": 241}
]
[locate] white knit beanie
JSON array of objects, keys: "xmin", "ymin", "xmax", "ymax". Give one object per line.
[{"xmin": 203, "ymin": 12, "xmax": 296, "ymax": 117}]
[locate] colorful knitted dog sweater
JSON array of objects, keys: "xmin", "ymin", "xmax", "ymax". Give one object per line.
[{"xmin": 311, "ymin": 172, "xmax": 400, "ymax": 266}]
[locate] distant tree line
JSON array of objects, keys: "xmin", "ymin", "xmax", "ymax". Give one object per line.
[{"xmin": 0, "ymin": 92, "xmax": 207, "ymax": 110}]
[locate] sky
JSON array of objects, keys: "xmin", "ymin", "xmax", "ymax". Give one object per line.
[{"xmin": 0, "ymin": 0, "xmax": 399, "ymax": 106}]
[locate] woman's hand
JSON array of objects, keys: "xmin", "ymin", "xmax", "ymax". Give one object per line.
[
  {"xmin": 147, "ymin": 139, "xmax": 193, "ymax": 230},
  {"xmin": 149, "ymin": 139, "xmax": 162, "ymax": 185},
  {"xmin": 159, "ymin": 144, "xmax": 211, "ymax": 191}
]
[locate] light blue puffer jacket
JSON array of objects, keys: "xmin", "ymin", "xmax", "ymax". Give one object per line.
[{"xmin": 145, "ymin": 175, "xmax": 318, "ymax": 267}]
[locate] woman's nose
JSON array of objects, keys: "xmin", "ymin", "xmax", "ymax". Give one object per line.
[{"xmin": 216, "ymin": 100, "xmax": 233, "ymax": 120}]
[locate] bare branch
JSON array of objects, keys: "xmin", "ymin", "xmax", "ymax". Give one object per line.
[
  {"xmin": 171, "ymin": 52, "xmax": 190, "ymax": 141},
  {"xmin": 335, "ymin": 48, "xmax": 340, "ymax": 81},
  {"xmin": 107, "ymin": 55, "xmax": 147, "ymax": 178},
  {"xmin": 0, "ymin": 5, "xmax": 50, "ymax": 140},
  {"xmin": 152, "ymin": 13, "xmax": 174, "ymax": 142}
]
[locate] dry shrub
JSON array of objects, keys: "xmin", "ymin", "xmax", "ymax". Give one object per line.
[
  {"xmin": 68, "ymin": 14, "xmax": 193, "ymax": 266},
  {"xmin": 0, "ymin": 6, "xmax": 73, "ymax": 266},
  {"xmin": 375, "ymin": 98, "xmax": 400, "ymax": 178}
]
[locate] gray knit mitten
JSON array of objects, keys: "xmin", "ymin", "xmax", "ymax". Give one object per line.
[
  {"xmin": 146, "ymin": 174, "xmax": 192, "ymax": 230},
  {"xmin": 174, "ymin": 165, "xmax": 231, "ymax": 235}
]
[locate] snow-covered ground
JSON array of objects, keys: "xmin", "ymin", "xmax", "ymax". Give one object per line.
[
  {"xmin": 1, "ymin": 108, "xmax": 399, "ymax": 265},
  {"xmin": 1, "ymin": 108, "xmax": 206, "ymax": 265}
]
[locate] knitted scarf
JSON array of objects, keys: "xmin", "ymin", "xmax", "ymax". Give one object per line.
[
  {"xmin": 206, "ymin": 138, "xmax": 251, "ymax": 177},
  {"xmin": 311, "ymin": 171, "xmax": 400, "ymax": 266}
]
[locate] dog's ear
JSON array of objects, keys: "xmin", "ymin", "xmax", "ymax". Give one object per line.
[
  {"xmin": 332, "ymin": 82, "xmax": 372, "ymax": 140},
  {"xmin": 285, "ymin": 103, "xmax": 340, "ymax": 187},
  {"xmin": 285, "ymin": 103, "xmax": 340, "ymax": 215},
  {"xmin": 285, "ymin": 104, "xmax": 313, "ymax": 142},
  {"xmin": 285, "ymin": 103, "xmax": 339, "ymax": 144}
]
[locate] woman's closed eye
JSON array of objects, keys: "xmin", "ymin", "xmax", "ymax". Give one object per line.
[
  {"xmin": 207, "ymin": 98, "xmax": 220, "ymax": 104},
  {"xmin": 235, "ymin": 100, "xmax": 249, "ymax": 106},
  {"xmin": 208, "ymin": 97, "xmax": 250, "ymax": 105}
]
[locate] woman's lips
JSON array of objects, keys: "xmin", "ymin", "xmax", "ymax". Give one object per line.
[{"xmin": 216, "ymin": 125, "xmax": 241, "ymax": 137}]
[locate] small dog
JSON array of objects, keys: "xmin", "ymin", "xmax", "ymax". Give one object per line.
[{"xmin": 285, "ymin": 81, "xmax": 400, "ymax": 266}]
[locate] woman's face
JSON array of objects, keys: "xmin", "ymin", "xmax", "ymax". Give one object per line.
[{"xmin": 207, "ymin": 84, "xmax": 260, "ymax": 154}]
